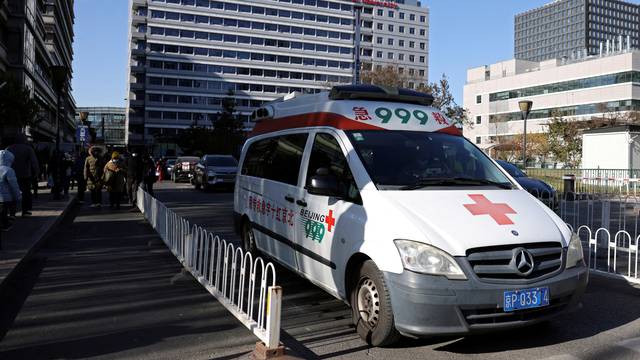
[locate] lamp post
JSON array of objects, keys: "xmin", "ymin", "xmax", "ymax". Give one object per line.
[
  {"xmin": 519, "ymin": 100, "xmax": 533, "ymax": 168},
  {"xmin": 50, "ymin": 65, "xmax": 68, "ymax": 200}
]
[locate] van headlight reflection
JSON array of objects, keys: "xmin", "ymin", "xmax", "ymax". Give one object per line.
[
  {"xmin": 394, "ymin": 240, "xmax": 467, "ymax": 280},
  {"xmin": 566, "ymin": 233, "xmax": 585, "ymax": 269}
]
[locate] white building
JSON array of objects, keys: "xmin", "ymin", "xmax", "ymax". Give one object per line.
[
  {"xmin": 126, "ymin": 0, "xmax": 429, "ymax": 148},
  {"xmin": 463, "ymin": 49, "xmax": 640, "ymax": 152}
]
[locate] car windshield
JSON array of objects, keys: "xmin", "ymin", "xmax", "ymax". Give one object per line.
[
  {"xmin": 166, "ymin": 159, "xmax": 176, "ymax": 165},
  {"xmin": 498, "ymin": 161, "xmax": 526, "ymax": 178},
  {"xmin": 207, "ymin": 156, "xmax": 238, "ymax": 167},
  {"xmin": 177, "ymin": 157, "xmax": 199, "ymax": 163},
  {"xmin": 346, "ymin": 131, "xmax": 513, "ymax": 190}
]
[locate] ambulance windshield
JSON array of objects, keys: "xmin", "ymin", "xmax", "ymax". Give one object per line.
[{"xmin": 345, "ymin": 131, "xmax": 513, "ymax": 190}]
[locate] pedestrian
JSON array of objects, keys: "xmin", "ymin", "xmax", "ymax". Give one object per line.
[
  {"xmin": 73, "ymin": 150, "xmax": 88, "ymax": 203},
  {"xmin": 84, "ymin": 146, "xmax": 105, "ymax": 207},
  {"xmin": 103, "ymin": 151, "xmax": 126, "ymax": 210},
  {"xmin": 143, "ymin": 152, "xmax": 156, "ymax": 197},
  {"xmin": 61, "ymin": 152, "xmax": 73, "ymax": 197},
  {"xmin": 6, "ymin": 134, "xmax": 39, "ymax": 217},
  {"xmin": 126, "ymin": 149, "xmax": 143, "ymax": 210},
  {"xmin": 0, "ymin": 150, "xmax": 22, "ymax": 246}
]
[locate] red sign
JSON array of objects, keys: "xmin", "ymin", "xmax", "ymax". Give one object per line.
[
  {"xmin": 351, "ymin": 0, "xmax": 399, "ymax": 9},
  {"xmin": 463, "ymin": 194, "xmax": 517, "ymax": 225},
  {"xmin": 325, "ymin": 210, "xmax": 336, "ymax": 232}
]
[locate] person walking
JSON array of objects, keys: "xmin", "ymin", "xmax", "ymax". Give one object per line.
[
  {"xmin": 126, "ymin": 150, "xmax": 143, "ymax": 209},
  {"xmin": 73, "ymin": 150, "xmax": 88, "ymax": 203},
  {"xmin": 84, "ymin": 147, "xmax": 105, "ymax": 207},
  {"xmin": 0, "ymin": 150, "xmax": 22, "ymax": 247},
  {"xmin": 6, "ymin": 134, "xmax": 39, "ymax": 217},
  {"xmin": 103, "ymin": 152, "xmax": 126, "ymax": 210},
  {"xmin": 143, "ymin": 152, "xmax": 156, "ymax": 197}
]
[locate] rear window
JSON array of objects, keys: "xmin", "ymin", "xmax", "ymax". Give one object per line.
[
  {"xmin": 177, "ymin": 157, "xmax": 199, "ymax": 163},
  {"xmin": 242, "ymin": 134, "xmax": 308, "ymax": 186},
  {"xmin": 207, "ymin": 156, "xmax": 238, "ymax": 167}
]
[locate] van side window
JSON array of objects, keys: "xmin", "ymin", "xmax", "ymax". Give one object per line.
[
  {"xmin": 306, "ymin": 133, "xmax": 361, "ymax": 204},
  {"xmin": 242, "ymin": 134, "xmax": 308, "ymax": 186}
]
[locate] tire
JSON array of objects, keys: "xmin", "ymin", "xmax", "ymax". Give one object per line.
[
  {"xmin": 350, "ymin": 260, "xmax": 401, "ymax": 347},
  {"xmin": 241, "ymin": 220, "xmax": 258, "ymax": 255}
]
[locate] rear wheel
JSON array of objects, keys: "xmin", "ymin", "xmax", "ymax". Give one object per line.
[
  {"xmin": 351, "ymin": 260, "xmax": 401, "ymax": 347},
  {"xmin": 241, "ymin": 220, "xmax": 257, "ymax": 255}
]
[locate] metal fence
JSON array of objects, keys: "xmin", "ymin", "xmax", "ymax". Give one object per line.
[
  {"xmin": 526, "ymin": 168, "xmax": 640, "ymax": 195},
  {"xmin": 136, "ymin": 188, "xmax": 282, "ymax": 349},
  {"xmin": 532, "ymin": 190, "xmax": 640, "ymax": 284}
]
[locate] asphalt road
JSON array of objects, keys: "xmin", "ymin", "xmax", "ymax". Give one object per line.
[{"xmin": 153, "ymin": 181, "xmax": 640, "ymax": 360}]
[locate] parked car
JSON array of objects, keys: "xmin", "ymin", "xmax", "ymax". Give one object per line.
[
  {"xmin": 233, "ymin": 85, "xmax": 587, "ymax": 346},
  {"xmin": 171, "ymin": 156, "xmax": 200, "ymax": 182},
  {"xmin": 194, "ymin": 154, "xmax": 238, "ymax": 190},
  {"xmin": 496, "ymin": 160, "xmax": 559, "ymax": 209},
  {"xmin": 165, "ymin": 157, "xmax": 177, "ymax": 177}
]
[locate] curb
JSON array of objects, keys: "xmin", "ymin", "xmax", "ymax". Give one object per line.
[{"xmin": 0, "ymin": 195, "xmax": 78, "ymax": 294}]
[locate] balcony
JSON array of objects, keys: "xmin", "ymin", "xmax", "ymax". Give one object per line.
[
  {"xmin": 130, "ymin": 64, "xmax": 146, "ymax": 73},
  {"xmin": 129, "ymin": 99, "xmax": 145, "ymax": 107},
  {"xmin": 131, "ymin": 14, "xmax": 146, "ymax": 25},
  {"xmin": 131, "ymin": 30, "xmax": 145, "ymax": 40},
  {"xmin": 129, "ymin": 82, "xmax": 145, "ymax": 90},
  {"xmin": 132, "ymin": 0, "xmax": 146, "ymax": 9},
  {"xmin": 130, "ymin": 48, "xmax": 146, "ymax": 57}
]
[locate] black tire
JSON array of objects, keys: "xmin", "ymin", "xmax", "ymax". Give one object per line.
[
  {"xmin": 350, "ymin": 260, "xmax": 401, "ymax": 347},
  {"xmin": 241, "ymin": 220, "xmax": 258, "ymax": 255}
]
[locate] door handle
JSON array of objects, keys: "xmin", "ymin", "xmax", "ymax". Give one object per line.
[
  {"xmin": 296, "ymin": 199, "xmax": 307, "ymax": 207},
  {"xmin": 284, "ymin": 195, "xmax": 294, "ymax": 203}
]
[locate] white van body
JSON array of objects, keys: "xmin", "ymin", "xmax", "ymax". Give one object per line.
[{"xmin": 233, "ymin": 87, "xmax": 587, "ymax": 345}]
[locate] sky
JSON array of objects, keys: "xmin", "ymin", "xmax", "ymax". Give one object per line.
[{"xmin": 71, "ymin": 0, "xmax": 553, "ymax": 108}]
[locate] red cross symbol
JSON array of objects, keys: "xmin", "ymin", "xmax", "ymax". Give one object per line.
[
  {"xmin": 463, "ymin": 194, "xmax": 516, "ymax": 225},
  {"xmin": 325, "ymin": 210, "xmax": 336, "ymax": 232}
]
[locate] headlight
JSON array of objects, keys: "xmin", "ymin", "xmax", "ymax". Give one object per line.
[
  {"xmin": 394, "ymin": 240, "xmax": 466, "ymax": 280},
  {"xmin": 566, "ymin": 233, "xmax": 584, "ymax": 269}
]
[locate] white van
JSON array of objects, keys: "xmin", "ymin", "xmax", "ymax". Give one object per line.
[{"xmin": 233, "ymin": 85, "xmax": 587, "ymax": 346}]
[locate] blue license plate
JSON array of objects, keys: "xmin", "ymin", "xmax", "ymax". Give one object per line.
[{"xmin": 503, "ymin": 287, "xmax": 549, "ymax": 312}]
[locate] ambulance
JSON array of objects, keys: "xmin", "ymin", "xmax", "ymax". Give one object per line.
[{"xmin": 233, "ymin": 85, "xmax": 588, "ymax": 346}]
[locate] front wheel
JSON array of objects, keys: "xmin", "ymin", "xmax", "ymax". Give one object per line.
[{"xmin": 351, "ymin": 260, "xmax": 401, "ymax": 347}]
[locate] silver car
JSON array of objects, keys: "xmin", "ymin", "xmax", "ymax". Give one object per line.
[{"xmin": 194, "ymin": 155, "xmax": 238, "ymax": 190}]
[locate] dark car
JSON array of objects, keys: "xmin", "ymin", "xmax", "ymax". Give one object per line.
[
  {"xmin": 496, "ymin": 160, "xmax": 558, "ymax": 209},
  {"xmin": 172, "ymin": 156, "xmax": 200, "ymax": 182},
  {"xmin": 193, "ymin": 155, "xmax": 238, "ymax": 190}
]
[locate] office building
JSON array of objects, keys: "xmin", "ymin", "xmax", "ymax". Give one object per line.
[
  {"xmin": 76, "ymin": 107, "xmax": 127, "ymax": 147},
  {"xmin": 126, "ymin": 0, "xmax": 429, "ymax": 149},
  {"xmin": 463, "ymin": 49, "xmax": 640, "ymax": 152},
  {"xmin": 515, "ymin": 0, "xmax": 640, "ymax": 62},
  {"xmin": 1, "ymin": 0, "xmax": 76, "ymax": 144}
]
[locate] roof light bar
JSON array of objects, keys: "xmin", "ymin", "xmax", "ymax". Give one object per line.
[{"xmin": 329, "ymin": 85, "xmax": 434, "ymax": 106}]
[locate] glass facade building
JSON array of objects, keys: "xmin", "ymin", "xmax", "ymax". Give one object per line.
[
  {"xmin": 126, "ymin": 0, "xmax": 429, "ymax": 147},
  {"xmin": 76, "ymin": 107, "xmax": 127, "ymax": 146},
  {"xmin": 515, "ymin": 0, "xmax": 640, "ymax": 62}
]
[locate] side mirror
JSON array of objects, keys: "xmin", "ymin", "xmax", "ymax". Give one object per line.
[{"xmin": 307, "ymin": 167, "xmax": 341, "ymax": 197}]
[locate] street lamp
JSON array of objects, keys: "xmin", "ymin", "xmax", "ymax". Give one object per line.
[
  {"xmin": 519, "ymin": 100, "xmax": 533, "ymax": 168},
  {"xmin": 50, "ymin": 65, "xmax": 68, "ymax": 200}
]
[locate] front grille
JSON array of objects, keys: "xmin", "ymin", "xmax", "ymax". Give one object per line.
[
  {"xmin": 462, "ymin": 295, "xmax": 571, "ymax": 326},
  {"xmin": 466, "ymin": 242, "xmax": 563, "ymax": 282}
]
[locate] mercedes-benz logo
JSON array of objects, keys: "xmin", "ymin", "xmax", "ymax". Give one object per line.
[{"xmin": 511, "ymin": 248, "xmax": 535, "ymax": 276}]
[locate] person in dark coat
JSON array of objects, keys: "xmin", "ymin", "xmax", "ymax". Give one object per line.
[
  {"xmin": 6, "ymin": 134, "xmax": 39, "ymax": 217},
  {"xmin": 126, "ymin": 150, "xmax": 143, "ymax": 208},
  {"xmin": 103, "ymin": 152, "xmax": 126, "ymax": 210},
  {"xmin": 142, "ymin": 152, "xmax": 156, "ymax": 197}
]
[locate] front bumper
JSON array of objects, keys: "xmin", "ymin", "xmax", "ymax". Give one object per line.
[
  {"xmin": 384, "ymin": 263, "xmax": 588, "ymax": 337},
  {"xmin": 206, "ymin": 176, "xmax": 235, "ymax": 185}
]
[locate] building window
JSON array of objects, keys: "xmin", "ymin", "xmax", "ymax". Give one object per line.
[
  {"xmin": 475, "ymin": 136, "xmax": 481, "ymax": 144},
  {"xmin": 476, "ymin": 95, "xmax": 482, "ymax": 104},
  {"xmin": 476, "ymin": 116, "xmax": 481, "ymax": 124}
]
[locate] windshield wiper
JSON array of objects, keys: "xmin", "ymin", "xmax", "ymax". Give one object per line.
[{"xmin": 399, "ymin": 177, "xmax": 513, "ymax": 190}]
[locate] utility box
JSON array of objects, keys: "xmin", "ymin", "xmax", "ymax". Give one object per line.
[{"xmin": 581, "ymin": 125, "xmax": 640, "ymax": 169}]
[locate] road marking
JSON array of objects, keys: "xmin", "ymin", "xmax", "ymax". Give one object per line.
[{"xmin": 617, "ymin": 337, "xmax": 640, "ymax": 353}]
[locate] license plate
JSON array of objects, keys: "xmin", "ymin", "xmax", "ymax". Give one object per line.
[{"xmin": 503, "ymin": 287, "xmax": 549, "ymax": 312}]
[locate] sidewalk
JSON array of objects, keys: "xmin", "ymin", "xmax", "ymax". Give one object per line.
[
  {"xmin": 0, "ymin": 191, "xmax": 76, "ymax": 293},
  {"xmin": 0, "ymin": 200, "xmax": 261, "ymax": 360}
]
